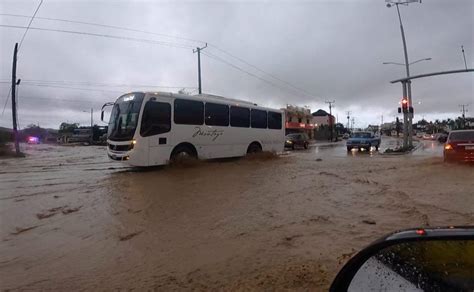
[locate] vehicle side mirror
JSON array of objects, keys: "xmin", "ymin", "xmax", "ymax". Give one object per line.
[
  {"xmin": 101, "ymin": 111, "xmax": 104, "ymax": 122},
  {"xmin": 330, "ymin": 227, "xmax": 474, "ymax": 292}
]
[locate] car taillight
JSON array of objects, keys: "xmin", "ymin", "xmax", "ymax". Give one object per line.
[{"xmin": 444, "ymin": 144, "xmax": 453, "ymax": 150}]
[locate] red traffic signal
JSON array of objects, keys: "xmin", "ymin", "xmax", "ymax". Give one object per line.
[{"xmin": 401, "ymin": 97, "xmax": 408, "ymax": 113}]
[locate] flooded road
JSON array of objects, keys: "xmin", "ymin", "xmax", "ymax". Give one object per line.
[{"xmin": 1, "ymin": 140, "xmax": 472, "ymax": 290}]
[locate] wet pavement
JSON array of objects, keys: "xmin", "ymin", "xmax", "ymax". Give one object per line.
[{"xmin": 0, "ymin": 138, "xmax": 471, "ymax": 291}]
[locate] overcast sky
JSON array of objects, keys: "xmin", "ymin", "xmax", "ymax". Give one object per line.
[{"xmin": 0, "ymin": 0, "xmax": 473, "ymax": 129}]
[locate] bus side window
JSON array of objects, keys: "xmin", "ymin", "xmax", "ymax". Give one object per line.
[
  {"xmin": 251, "ymin": 109, "xmax": 267, "ymax": 129},
  {"xmin": 268, "ymin": 112, "xmax": 282, "ymax": 129},
  {"xmin": 140, "ymin": 101, "xmax": 171, "ymax": 137},
  {"xmin": 174, "ymin": 99, "xmax": 204, "ymax": 125},
  {"xmin": 230, "ymin": 106, "xmax": 250, "ymax": 128},
  {"xmin": 205, "ymin": 103, "xmax": 229, "ymax": 126}
]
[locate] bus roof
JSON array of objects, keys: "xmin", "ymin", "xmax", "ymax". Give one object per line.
[{"xmin": 133, "ymin": 91, "xmax": 282, "ymax": 112}]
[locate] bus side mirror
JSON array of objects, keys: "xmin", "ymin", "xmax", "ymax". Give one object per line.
[{"xmin": 101, "ymin": 111, "xmax": 105, "ymax": 122}]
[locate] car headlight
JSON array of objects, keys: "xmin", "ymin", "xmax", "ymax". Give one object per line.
[{"xmin": 286, "ymin": 140, "xmax": 292, "ymax": 144}]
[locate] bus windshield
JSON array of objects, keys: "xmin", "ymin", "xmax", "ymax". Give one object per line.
[{"xmin": 107, "ymin": 93, "xmax": 145, "ymax": 141}]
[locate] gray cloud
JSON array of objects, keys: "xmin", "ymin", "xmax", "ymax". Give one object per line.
[{"xmin": 0, "ymin": 0, "xmax": 472, "ymax": 129}]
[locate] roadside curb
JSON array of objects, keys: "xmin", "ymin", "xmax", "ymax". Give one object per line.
[{"xmin": 380, "ymin": 141, "xmax": 422, "ymax": 156}]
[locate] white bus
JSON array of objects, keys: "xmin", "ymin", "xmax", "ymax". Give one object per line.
[{"xmin": 101, "ymin": 92, "xmax": 285, "ymax": 166}]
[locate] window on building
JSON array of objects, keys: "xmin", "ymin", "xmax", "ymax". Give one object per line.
[
  {"xmin": 251, "ymin": 109, "xmax": 267, "ymax": 128},
  {"xmin": 298, "ymin": 118, "xmax": 302, "ymax": 123},
  {"xmin": 268, "ymin": 112, "xmax": 282, "ymax": 129},
  {"xmin": 174, "ymin": 99, "xmax": 204, "ymax": 125},
  {"xmin": 230, "ymin": 106, "xmax": 250, "ymax": 127},
  {"xmin": 140, "ymin": 101, "xmax": 171, "ymax": 137},
  {"xmin": 205, "ymin": 103, "xmax": 229, "ymax": 126}
]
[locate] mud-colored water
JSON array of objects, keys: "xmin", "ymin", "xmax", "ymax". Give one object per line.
[{"xmin": 1, "ymin": 143, "xmax": 472, "ymax": 290}]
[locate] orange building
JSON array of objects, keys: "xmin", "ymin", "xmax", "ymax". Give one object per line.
[{"xmin": 282, "ymin": 105, "xmax": 315, "ymax": 138}]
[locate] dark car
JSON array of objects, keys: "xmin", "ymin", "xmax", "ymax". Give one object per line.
[
  {"xmin": 437, "ymin": 133, "xmax": 448, "ymax": 143},
  {"xmin": 285, "ymin": 133, "xmax": 310, "ymax": 150},
  {"xmin": 443, "ymin": 130, "xmax": 474, "ymax": 163}
]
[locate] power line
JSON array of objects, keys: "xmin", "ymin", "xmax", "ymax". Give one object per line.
[
  {"xmin": 202, "ymin": 51, "xmax": 315, "ymax": 99},
  {"xmin": 0, "ymin": 24, "xmax": 195, "ymax": 50},
  {"xmin": 0, "ymin": 13, "xmax": 318, "ymax": 99},
  {"xmin": 11, "ymin": 95, "xmax": 108, "ymax": 104},
  {"xmin": 1, "ymin": 87, "xmax": 12, "ymax": 116},
  {"xmin": 207, "ymin": 44, "xmax": 317, "ymax": 99},
  {"xmin": 21, "ymin": 83, "xmax": 124, "ymax": 93},
  {"xmin": 19, "ymin": 79, "xmax": 197, "ymax": 89},
  {"xmin": 18, "ymin": 0, "xmax": 43, "ymax": 51},
  {"xmin": 0, "ymin": 13, "xmax": 205, "ymax": 46}
]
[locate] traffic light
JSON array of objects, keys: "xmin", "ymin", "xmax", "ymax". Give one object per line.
[{"xmin": 401, "ymin": 97, "xmax": 408, "ymax": 113}]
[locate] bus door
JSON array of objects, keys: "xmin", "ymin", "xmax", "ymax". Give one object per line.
[{"xmin": 140, "ymin": 99, "xmax": 172, "ymax": 164}]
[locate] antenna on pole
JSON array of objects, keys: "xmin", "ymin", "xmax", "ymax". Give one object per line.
[{"xmin": 461, "ymin": 45, "xmax": 468, "ymax": 71}]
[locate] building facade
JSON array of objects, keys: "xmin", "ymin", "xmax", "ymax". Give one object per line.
[{"xmin": 282, "ymin": 105, "xmax": 315, "ymax": 138}]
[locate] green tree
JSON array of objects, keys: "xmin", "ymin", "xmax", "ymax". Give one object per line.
[{"xmin": 59, "ymin": 122, "xmax": 79, "ymax": 134}]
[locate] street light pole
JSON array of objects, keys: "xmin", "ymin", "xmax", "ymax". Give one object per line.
[{"xmin": 387, "ymin": 0, "xmax": 421, "ymax": 148}]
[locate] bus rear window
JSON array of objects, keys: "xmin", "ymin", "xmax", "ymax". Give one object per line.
[
  {"xmin": 230, "ymin": 106, "xmax": 250, "ymax": 128},
  {"xmin": 268, "ymin": 112, "xmax": 282, "ymax": 129},
  {"xmin": 174, "ymin": 99, "xmax": 204, "ymax": 125}
]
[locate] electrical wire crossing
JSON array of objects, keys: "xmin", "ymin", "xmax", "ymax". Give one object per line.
[{"xmin": 0, "ymin": 13, "xmax": 319, "ymax": 100}]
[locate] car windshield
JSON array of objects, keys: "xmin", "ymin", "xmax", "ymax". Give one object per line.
[
  {"xmin": 107, "ymin": 93, "xmax": 144, "ymax": 141},
  {"xmin": 449, "ymin": 131, "xmax": 474, "ymax": 141},
  {"xmin": 351, "ymin": 132, "xmax": 372, "ymax": 138}
]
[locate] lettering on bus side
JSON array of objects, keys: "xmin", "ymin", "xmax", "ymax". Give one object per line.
[{"xmin": 192, "ymin": 127, "xmax": 224, "ymax": 141}]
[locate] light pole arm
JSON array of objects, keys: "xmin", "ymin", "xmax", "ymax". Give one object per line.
[{"xmin": 396, "ymin": 4, "xmax": 410, "ymax": 78}]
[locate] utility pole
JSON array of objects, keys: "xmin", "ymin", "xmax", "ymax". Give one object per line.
[
  {"xmin": 380, "ymin": 114, "xmax": 384, "ymax": 135},
  {"xmin": 460, "ymin": 104, "xmax": 469, "ymax": 129},
  {"xmin": 11, "ymin": 43, "xmax": 21, "ymax": 156},
  {"xmin": 90, "ymin": 108, "xmax": 93, "ymax": 144},
  {"xmin": 346, "ymin": 111, "xmax": 351, "ymax": 131},
  {"xmin": 325, "ymin": 100, "xmax": 335, "ymax": 141},
  {"xmin": 461, "ymin": 45, "xmax": 468, "ymax": 70},
  {"xmin": 193, "ymin": 43, "xmax": 207, "ymax": 94},
  {"xmin": 351, "ymin": 117, "xmax": 355, "ymax": 132}
]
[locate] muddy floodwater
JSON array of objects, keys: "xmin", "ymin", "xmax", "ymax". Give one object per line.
[{"xmin": 1, "ymin": 142, "xmax": 473, "ymax": 290}]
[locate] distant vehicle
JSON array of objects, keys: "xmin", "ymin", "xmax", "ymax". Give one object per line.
[
  {"xmin": 102, "ymin": 92, "xmax": 285, "ymax": 166},
  {"xmin": 422, "ymin": 133, "xmax": 432, "ymax": 140},
  {"xmin": 416, "ymin": 132, "xmax": 425, "ymax": 138},
  {"xmin": 67, "ymin": 128, "xmax": 92, "ymax": 143},
  {"xmin": 437, "ymin": 133, "xmax": 448, "ymax": 143},
  {"xmin": 346, "ymin": 131, "xmax": 381, "ymax": 151},
  {"xmin": 443, "ymin": 130, "xmax": 474, "ymax": 163},
  {"xmin": 285, "ymin": 133, "xmax": 310, "ymax": 150},
  {"xmin": 27, "ymin": 136, "xmax": 40, "ymax": 144},
  {"xmin": 342, "ymin": 133, "xmax": 350, "ymax": 139}
]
